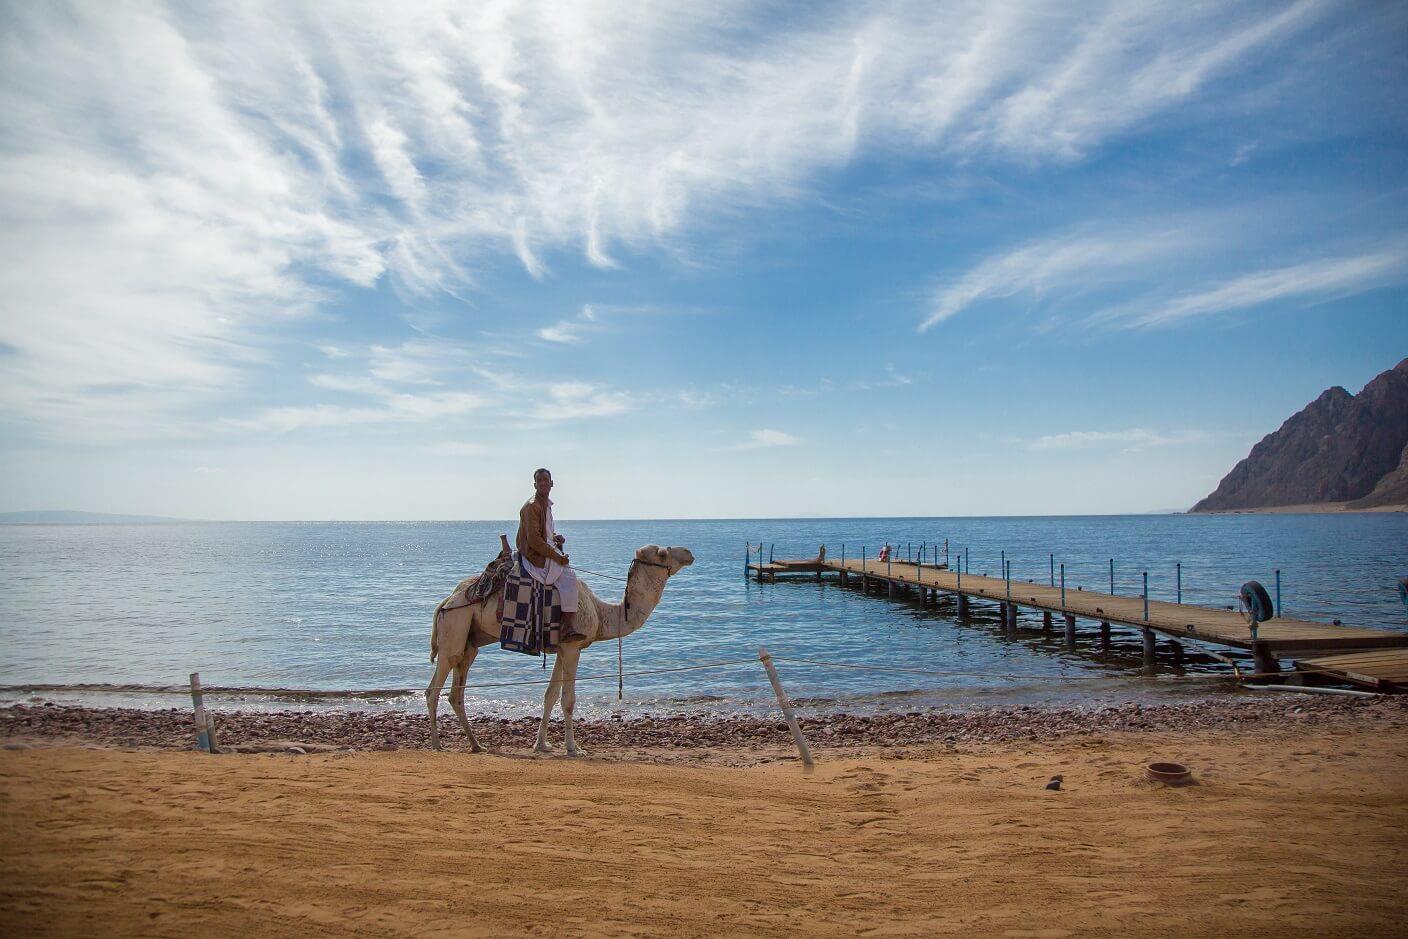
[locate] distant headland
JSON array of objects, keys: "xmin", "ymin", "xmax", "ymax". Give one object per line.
[
  {"xmin": 0, "ymin": 510, "xmax": 198, "ymax": 525},
  {"xmin": 1191, "ymin": 357, "xmax": 1408, "ymax": 514}
]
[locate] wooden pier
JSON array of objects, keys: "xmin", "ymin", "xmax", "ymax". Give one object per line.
[{"xmin": 749, "ymin": 552, "xmax": 1408, "ymax": 677}]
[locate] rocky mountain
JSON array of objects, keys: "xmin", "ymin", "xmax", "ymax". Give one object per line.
[
  {"xmin": 1348, "ymin": 440, "xmax": 1408, "ymax": 508},
  {"xmin": 1191, "ymin": 357, "xmax": 1408, "ymax": 512}
]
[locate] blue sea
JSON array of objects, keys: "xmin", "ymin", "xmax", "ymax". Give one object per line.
[{"xmin": 1, "ymin": 515, "xmax": 1404, "ymax": 717}]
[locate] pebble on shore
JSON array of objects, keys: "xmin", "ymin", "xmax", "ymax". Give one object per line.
[{"xmin": 2, "ymin": 696, "xmax": 1403, "ymax": 755}]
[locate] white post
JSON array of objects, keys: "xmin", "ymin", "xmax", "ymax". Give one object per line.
[
  {"xmin": 758, "ymin": 647, "xmax": 814, "ymax": 770},
  {"xmin": 189, "ymin": 671, "xmax": 211, "ymax": 752}
]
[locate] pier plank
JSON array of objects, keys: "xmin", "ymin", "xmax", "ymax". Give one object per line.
[{"xmin": 1294, "ymin": 650, "xmax": 1408, "ymax": 690}]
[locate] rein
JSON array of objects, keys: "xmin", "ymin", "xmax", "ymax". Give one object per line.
[{"xmin": 574, "ymin": 556, "xmax": 672, "ymax": 701}]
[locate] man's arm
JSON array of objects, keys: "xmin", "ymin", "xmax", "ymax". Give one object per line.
[{"xmin": 520, "ymin": 503, "xmax": 568, "ymax": 565}]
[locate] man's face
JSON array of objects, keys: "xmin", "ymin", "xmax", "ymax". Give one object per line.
[{"xmin": 534, "ymin": 473, "xmax": 553, "ymax": 499}]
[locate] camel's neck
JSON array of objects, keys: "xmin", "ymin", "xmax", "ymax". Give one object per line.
[{"xmin": 596, "ymin": 565, "xmax": 669, "ymax": 640}]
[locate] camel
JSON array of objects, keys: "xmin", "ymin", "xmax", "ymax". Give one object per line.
[{"xmin": 426, "ymin": 543, "xmax": 694, "ymax": 755}]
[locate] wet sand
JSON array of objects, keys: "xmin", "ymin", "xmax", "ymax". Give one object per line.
[{"xmin": 2, "ymin": 701, "xmax": 1407, "ymax": 936}]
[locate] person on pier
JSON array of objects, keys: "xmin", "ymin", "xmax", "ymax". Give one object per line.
[{"xmin": 516, "ymin": 468, "xmax": 586, "ymax": 642}]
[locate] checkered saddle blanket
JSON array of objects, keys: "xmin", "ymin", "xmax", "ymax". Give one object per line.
[{"xmin": 498, "ymin": 554, "xmax": 564, "ymax": 656}]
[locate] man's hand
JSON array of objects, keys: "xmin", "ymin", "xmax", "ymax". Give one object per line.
[{"xmin": 553, "ymin": 534, "xmax": 565, "ymax": 548}]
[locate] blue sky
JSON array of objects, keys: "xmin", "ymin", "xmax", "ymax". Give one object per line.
[{"xmin": 1, "ymin": 0, "xmax": 1406, "ymax": 519}]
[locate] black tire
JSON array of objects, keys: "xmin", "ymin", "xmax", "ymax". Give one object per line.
[{"xmin": 1240, "ymin": 580, "xmax": 1274, "ymax": 623}]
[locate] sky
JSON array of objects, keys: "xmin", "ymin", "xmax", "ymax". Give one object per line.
[{"xmin": 1, "ymin": 0, "xmax": 1406, "ymax": 520}]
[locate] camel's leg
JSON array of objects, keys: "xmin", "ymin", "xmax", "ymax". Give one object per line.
[
  {"xmin": 449, "ymin": 646, "xmax": 483, "ymax": 753},
  {"xmin": 559, "ymin": 643, "xmax": 587, "ymax": 758},
  {"xmin": 534, "ymin": 655, "xmax": 565, "ymax": 753},
  {"xmin": 425, "ymin": 653, "xmax": 455, "ymax": 751}
]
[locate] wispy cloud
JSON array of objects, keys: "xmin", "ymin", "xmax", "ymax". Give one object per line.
[
  {"xmin": 735, "ymin": 428, "xmax": 801, "ymax": 450},
  {"xmin": 1031, "ymin": 428, "xmax": 1209, "ymax": 451},
  {"xmin": 230, "ymin": 392, "xmax": 485, "ymax": 434},
  {"xmin": 521, "ymin": 383, "xmax": 631, "ymax": 422},
  {"xmin": 1100, "ymin": 247, "xmax": 1408, "ymax": 328},
  {"xmin": 537, "ymin": 305, "xmax": 599, "ymax": 345},
  {"xmin": 0, "ymin": 1, "xmax": 1334, "ymax": 436},
  {"xmin": 923, "ymin": 229, "xmax": 1192, "ymax": 330}
]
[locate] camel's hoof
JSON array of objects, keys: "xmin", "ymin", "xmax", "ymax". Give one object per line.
[
  {"xmin": 533, "ymin": 742, "xmax": 553, "ymax": 754},
  {"xmin": 566, "ymin": 747, "xmax": 588, "ymax": 758}
]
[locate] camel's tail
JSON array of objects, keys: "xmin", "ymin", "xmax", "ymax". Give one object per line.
[{"xmin": 430, "ymin": 605, "xmax": 441, "ymax": 663}]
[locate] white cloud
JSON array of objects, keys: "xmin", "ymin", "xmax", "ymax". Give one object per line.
[
  {"xmin": 230, "ymin": 391, "xmax": 485, "ymax": 434},
  {"xmin": 0, "ymin": 1, "xmax": 1336, "ymax": 436},
  {"xmin": 1031, "ymin": 428, "xmax": 1208, "ymax": 451},
  {"xmin": 522, "ymin": 383, "xmax": 631, "ymax": 422},
  {"xmin": 537, "ymin": 322, "xmax": 585, "ymax": 344},
  {"xmin": 923, "ymin": 229, "xmax": 1192, "ymax": 329},
  {"xmin": 537, "ymin": 304, "xmax": 601, "ymax": 344},
  {"xmin": 1107, "ymin": 247, "xmax": 1408, "ymax": 328},
  {"xmin": 740, "ymin": 428, "xmax": 801, "ymax": 449}
]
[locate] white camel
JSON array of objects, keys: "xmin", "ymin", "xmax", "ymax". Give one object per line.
[{"xmin": 426, "ymin": 543, "xmax": 694, "ymax": 755}]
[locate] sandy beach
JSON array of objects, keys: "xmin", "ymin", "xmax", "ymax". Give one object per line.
[{"xmin": 4, "ymin": 700, "xmax": 1407, "ymax": 937}]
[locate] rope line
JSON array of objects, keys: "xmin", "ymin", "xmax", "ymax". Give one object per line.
[{"xmin": 573, "ymin": 566, "xmax": 630, "ymax": 582}]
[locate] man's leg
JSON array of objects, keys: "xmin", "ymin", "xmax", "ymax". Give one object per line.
[{"xmin": 557, "ymin": 569, "xmax": 585, "ymax": 641}]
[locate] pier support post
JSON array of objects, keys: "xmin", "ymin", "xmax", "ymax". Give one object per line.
[
  {"xmin": 1252, "ymin": 642, "xmax": 1280, "ymax": 676},
  {"xmin": 1142, "ymin": 628, "xmax": 1156, "ymax": 673},
  {"xmin": 1172, "ymin": 641, "xmax": 1185, "ymax": 668},
  {"xmin": 1043, "ymin": 610, "xmax": 1053, "ymax": 632},
  {"xmin": 999, "ymin": 602, "xmax": 1009, "ymax": 634},
  {"xmin": 1063, "ymin": 614, "xmax": 1076, "ymax": 650},
  {"xmin": 957, "ymin": 594, "xmax": 970, "ymax": 618},
  {"xmin": 1099, "ymin": 621, "xmax": 1111, "ymax": 649},
  {"xmin": 887, "ymin": 579, "xmax": 894, "ymax": 599}
]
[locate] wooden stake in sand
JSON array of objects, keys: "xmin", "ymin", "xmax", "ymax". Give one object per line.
[
  {"xmin": 189, "ymin": 672, "xmax": 211, "ymax": 753},
  {"xmin": 758, "ymin": 647, "xmax": 814, "ymax": 770}
]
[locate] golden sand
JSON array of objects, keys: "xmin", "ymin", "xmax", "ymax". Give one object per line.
[{"xmin": 2, "ymin": 728, "xmax": 1406, "ymax": 937}]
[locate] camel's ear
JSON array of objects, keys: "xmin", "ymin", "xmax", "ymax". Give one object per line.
[{"xmin": 637, "ymin": 544, "xmax": 661, "ymax": 560}]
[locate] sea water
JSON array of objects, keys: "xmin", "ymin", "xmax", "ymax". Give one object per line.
[{"xmin": 1, "ymin": 515, "xmax": 1404, "ymax": 717}]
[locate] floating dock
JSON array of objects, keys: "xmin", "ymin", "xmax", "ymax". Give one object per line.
[
  {"xmin": 749, "ymin": 550, "xmax": 1408, "ymax": 677},
  {"xmin": 1292, "ymin": 650, "xmax": 1408, "ymax": 692}
]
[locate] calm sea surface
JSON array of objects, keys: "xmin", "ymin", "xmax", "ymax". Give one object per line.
[{"xmin": 1, "ymin": 515, "xmax": 1404, "ymax": 717}]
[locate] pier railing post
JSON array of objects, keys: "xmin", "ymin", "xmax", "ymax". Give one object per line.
[
  {"xmin": 758, "ymin": 647, "xmax": 814, "ymax": 771},
  {"xmin": 1109, "ymin": 558, "xmax": 1114, "ymax": 595},
  {"xmin": 1049, "ymin": 553, "xmax": 1054, "ymax": 587},
  {"xmin": 1060, "ymin": 563, "xmax": 1066, "ymax": 608},
  {"xmin": 1176, "ymin": 562, "xmax": 1182, "ymax": 605},
  {"xmin": 1143, "ymin": 571, "xmax": 1149, "ymax": 621},
  {"xmin": 1274, "ymin": 569, "xmax": 1281, "ymax": 619}
]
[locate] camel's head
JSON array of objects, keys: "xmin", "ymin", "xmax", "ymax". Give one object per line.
[{"xmin": 636, "ymin": 544, "xmax": 695, "ymax": 576}]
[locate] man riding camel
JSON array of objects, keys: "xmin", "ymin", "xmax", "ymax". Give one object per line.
[{"xmin": 516, "ymin": 467, "xmax": 586, "ymax": 642}]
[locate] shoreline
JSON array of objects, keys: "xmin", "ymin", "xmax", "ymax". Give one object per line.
[
  {"xmin": 1191, "ymin": 502, "xmax": 1406, "ymax": 515},
  {"xmin": 5, "ymin": 695, "xmax": 1404, "ymax": 762}
]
